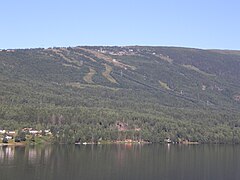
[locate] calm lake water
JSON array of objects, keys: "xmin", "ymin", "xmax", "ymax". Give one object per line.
[{"xmin": 0, "ymin": 144, "xmax": 240, "ymax": 180}]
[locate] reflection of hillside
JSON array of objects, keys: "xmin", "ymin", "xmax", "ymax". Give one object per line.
[
  {"xmin": 0, "ymin": 145, "xmax": 239, "ymax": 180},
  {"xmin": 0, "ymin": 146, "xmax": 15, "ymax": 163},
  {"xmin": 26, "ymin": 146, "xmax": 53, "ymax": 165},
  {"xmin": 44, "ymin": 146, "xmax": 53, "ymax": 162},
  {"xmin": 28, "ymin": 147, "xmax": 38, "ymax": 164},
  {"xmin": 0, "ymin": 147, "xmax": 4, "ymax": 163},
  {"xmin": 113, "ymin": 144, "xmax": 143, "ymax": 168}
]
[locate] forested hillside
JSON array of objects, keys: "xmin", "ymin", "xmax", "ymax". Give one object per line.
[{"xmin": 1, "ymin": 46, "xmax": 240, "ymax": 143}]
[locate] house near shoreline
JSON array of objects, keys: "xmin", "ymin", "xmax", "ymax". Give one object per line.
[
  {"xmin": 164, "ymin": 138, "xmax": 172, "ymax": 143},
  {"xmin": 8, "ymin": 131, "xmax": 16, "ymax": 135},
  {"xmin": 29, "ymin": 130, "xmax": 40, "ymax": 134},
  {"xmin": 0, "ymin": 130, "xmax": 16, "ymax": 135},
  {"xmin": 2, "ymin": 135, "xmax": 13, "ymax": 140},
  {"xmin": 44, "ymin": 129, "xmax": 52, "ymax": 135},
  {"xmin": 22, "ymin": 128, "xmax": 52, "ymax": 135},
  {"xmin": 0, "ymin": 130, "xmax": 6, "ymax": 134}
]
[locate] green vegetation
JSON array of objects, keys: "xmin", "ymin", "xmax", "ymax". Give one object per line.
[{"xmin": 0, "ymin": 46, "xmax": 240, "ymax": 144}]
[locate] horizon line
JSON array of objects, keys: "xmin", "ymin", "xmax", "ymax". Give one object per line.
[{"xmin": 1, "ymin": 44, "xmax": 240, "ymax": 51}]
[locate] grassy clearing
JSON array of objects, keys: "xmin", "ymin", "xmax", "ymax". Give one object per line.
[
  {"xmin": 51, "ymin": 49, "xmax": 83, "ymax": 67},
  {"xmin": 102, "ymin": 64, "xmax": 118, "ymax": 84},
  {"xmin": 66, "ymin": 82, "xmax": 119, "ymax": 91},
  {"xmin": 154, "ymin": 54, "xmax": 173, "ymax": 63},
  {"xmin": 83, "ymin": 68, "xmax": 96, "ymax": 84},
  {"xmin": 79, "ymin": 47, "xmax": 136, "ymax": 70},
  {"xmin": 159, "ymin": 80, "xmax": 171, "ymax": 90},
  {"xmin": 182, "ymin": 64, "xmax": 216, "ymax": 77},
  {"xmin": 62, "ymin": 63, "xmax": 81, "ymax": 69},
  {"xmin": 65, "ymin": 82, "xmax": 85, "ymax": 89},
  {"xmin": 73, "ymin": 51, "xmax": 97, "ymax": 62}
]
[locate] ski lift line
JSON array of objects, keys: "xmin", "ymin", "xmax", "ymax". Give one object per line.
[
  {"xmin": 115, "ymin": 71, "xmax": 183, "ymax": 97},
  {"xmin": 81, "ymin": 61, "xmax": 111, "ymax": 73},
  {"xmin": 115, "ymin": 70, "xmax": 240, "ymax": 112},
  {"xmin": 79, "ymin": 62, "xmax": 239, "ymax": 112},
  {"xmin": 81, "ymin": 65, "xmax": 230, "ymax": 111},
  {"xmin": 113, "ymin": 71, "xmax": 201, "ymax": 104},
  {"xmin": 82, "ymin": 61, "xmax": 100, "ymax": 69},
  {"xmin": 113, "ymin": 69, "xmax": 223, "ymax": 106},
  {"xmin": 114, "ymin": 71, "xmax": 159, "ymax": 89},
  {"xmin": 113, "ymin": 71, "xmax": 157, "ymax": 90},
  {"xmin": 115, "ymin": 70, "xmax": 227, "ymax": 107}
]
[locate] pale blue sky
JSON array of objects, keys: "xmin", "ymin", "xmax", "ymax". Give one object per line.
[{"xmin": 1, "ymin": 0, "xmax": 240, "ymax": 49}]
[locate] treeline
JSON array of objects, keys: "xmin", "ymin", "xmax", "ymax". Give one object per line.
[{"xmin": 1, "ymin": 104, "xmax": 240, "ymax": 144}]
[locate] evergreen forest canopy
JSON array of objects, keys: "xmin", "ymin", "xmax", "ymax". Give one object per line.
[{"xmin": 1, "ymin": 46, "xmax": 240, "ymax": 144}]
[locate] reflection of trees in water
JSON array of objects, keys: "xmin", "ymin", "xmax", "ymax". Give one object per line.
[
  {"xmin": 0, "ymin": 147, "xmax": 4, "ymax": 163},
  {"xmin": 0, "ymin": 145, "xmax": 55, "ymax": 167},
  {"xmin": 0, "ymin": 145, "xmax": 240, "ymax": 180},
  {"xmin": 0, "ymin": 146, "xmax": 15, "ymax": 164},
  {"xmin": 44, "ymin": 146, "xmax": 52, "ymax": 162},
  {"xmin": 5, "ymin": 147, "xmax": 15, "ymax": 162},
  {"xmin": 26, "ymin": 146, "xmax": 54, "ymax": 165},
  {"xmin": 0, "ymin": 146, "xmax": 55, "ymax": 180},
  {"xmin": 28, "ymin": 147, "xmax": 38, "ymax": 164}
]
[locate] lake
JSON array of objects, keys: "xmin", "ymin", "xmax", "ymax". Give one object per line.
[{"xmin": 0, "ymin": 144, "xmax": 240, "ymax": 180}]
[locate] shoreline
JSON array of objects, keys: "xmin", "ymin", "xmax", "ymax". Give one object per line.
[{"xmin": 0, "ymin": 142, "xmax": 26, "ymax": 146}]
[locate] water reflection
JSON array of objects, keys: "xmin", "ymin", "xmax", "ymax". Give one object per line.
[
  {"xmin": 28, "ymin": 147, "xmax": 38, "ymax": 164},
  {"xmin": 0, "ymin": 146, "xmax": 15, "ymax": 164},
  {"xmin": 0, "ymin": 144, "xmax": 240, "ymax": 180},
  {"xmin": 0, "ymin": 147, "xmax": 3, "ymax": 163}
]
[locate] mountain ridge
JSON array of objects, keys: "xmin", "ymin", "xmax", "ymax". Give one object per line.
[{"xmin": 1, "ymin": 46, "xmax": 240, "ymax": 143}]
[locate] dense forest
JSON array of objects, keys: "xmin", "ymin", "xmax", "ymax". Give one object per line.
[{"xmin": 1, "ymin": 46, "xmax": 240, "ymax": 144}]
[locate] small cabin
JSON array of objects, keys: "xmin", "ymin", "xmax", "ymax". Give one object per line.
[
  {"xmin": 5, "ymin": 135, "xmax": 13, "ymax": 140},
  {"xmin": 0, "ymin": 130, "xmax": 6, "ymax": 134},
  {"xmin": 164, "ymin": 138, "xmax": 172, "ymax": 143},
  {"xmin": 8, "ymin": 131, "xmax": 16, "ymax": 135}
]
